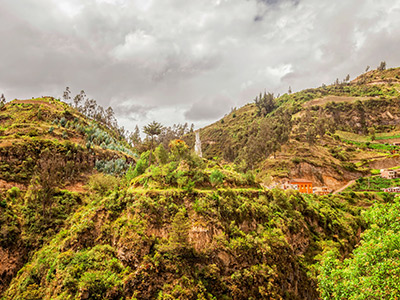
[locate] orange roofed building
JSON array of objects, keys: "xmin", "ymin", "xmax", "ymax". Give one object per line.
[{"xmin": 288, "ymin": 179, "xmax": 313, "ymax": 194}]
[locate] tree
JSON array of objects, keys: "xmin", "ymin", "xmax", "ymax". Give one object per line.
[
  {"xmin": 129, "ymin": 125, "xmax": 141, "ymax": 147},
  {"xmin": 368, "ymin": 127, "xmax": 376, "ymax": 141},
  {"xmin": 157, "ymin": 123, "xmax": 193, "ymax": 148},
  {"xmin": 377, "ymin": 61, "xmax": 386, "ymax": 71},
  {"xmin": 254, "ymin": 92, "xmax": 275, "ymax": 116},
  {"xmin": 169, "ymin": 139, "xmax": 189, "ymax": 161},
  {"xmin": 345, "ymin": 74, "xmax": 350, "ymax": 82},
  {"xmin": 288, "ymin": 86, "xmax": 292, "ymax": 94},
  {"xmin": 143, "ymin": 121, "xmax": 163, "ymax": 164},
  {"xmin": 63, "ymin": 87, "xmax": 71, "ymax": 103},
  {"xmin": 155, "ymin": 144, "xmax": 168, "ymax": 165},
  {"xmin": 365, "ymin": 65, "xmax": 370, "ymax": 73},
  {"xmin": 105, "ymin": 106, "xmax": 116, "ymax": 128},
  {"xmin": 319, "ymin": 201, "xmax": 400, "ymax": 299},
  {"xmin": 0, "ymin": 93, "xmax": 5, "ymax": 108},
  {"xmin": 73, "ymin": 90, "xmax": 86, "ymax": 109}
]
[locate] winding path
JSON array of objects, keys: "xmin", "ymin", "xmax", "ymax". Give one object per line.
[{"xmin": 333, "ymin": 180, "xmax": 356, "ymax": 194}]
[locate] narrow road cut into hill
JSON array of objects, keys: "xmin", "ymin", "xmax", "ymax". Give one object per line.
[{"xmin": 333, "ymin": 180, "xmax": 355, "ymax": 194}]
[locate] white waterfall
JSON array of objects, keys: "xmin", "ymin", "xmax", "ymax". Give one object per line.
[{"xmin": 195, "ymin": 130, "xmax": 202, "ymax": 157}]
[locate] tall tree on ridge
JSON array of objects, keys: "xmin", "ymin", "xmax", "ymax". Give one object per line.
[
  {"xmin": 144, "ymin": 121, "xmax": 163, "ymax": 164},
  {"xmin": 63, "ymin": 87, "xmax": 71, "ymax": 103},
  {"xmin": 0, "ymin": 93, "xmax": 5, "ymax": 108}
]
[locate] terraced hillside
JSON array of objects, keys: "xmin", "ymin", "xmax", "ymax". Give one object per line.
[{"xmin": 187, "ymin": 68, "xmax": 400, "ymax": 190}]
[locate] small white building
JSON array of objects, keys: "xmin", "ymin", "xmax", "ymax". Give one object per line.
[{"xmin": 380, "ymin": 169, "xmax": 400, "ymax": 179}]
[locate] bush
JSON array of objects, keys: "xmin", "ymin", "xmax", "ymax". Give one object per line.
[
  {"xmin": 87, "ymin": 174, "xmax": 118, "ymax": 196},
  {"xmin": 242, "ymin": 171, "xmax": 255, "ymax": 185},
  {"xmin": 132, "ymin": 152, "xmax": 149, "ymax": 178},
  {"xmin": 155, "ymin": 144, "xmax": 168, "ymax": 165},
  {"xmin": 28, "ymin": 128, "xmax": 39, "ymax": 137},
  {"xmin": 125, "ymin": 165, "xmax": 135, "ymax": 182},
  {"xmin": 169, "ymin": 139, "xmax": 189, "ymax": 161},
  {"xmin": 210, "ymin": 170, "xmax": 224, "ymax": 186},
  {"xmin": 7, "ymin": 187, "xmax": 20, "ymax": 198},
  {"xmin": 60, "ymin": 117, "xmax": 67, "ymax": 127}
]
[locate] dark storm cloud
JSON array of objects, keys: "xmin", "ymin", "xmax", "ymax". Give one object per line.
[{"xmin": 0, "ymin": 0, "xmax": 400, "ymax": 132}]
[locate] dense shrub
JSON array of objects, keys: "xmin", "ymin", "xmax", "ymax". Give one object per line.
[
  {"xmin": 210, "ymin": 169, "xmax": 224, "ymax": 186},
  {"xmin": 7, "ymin": 186, "xmax": 21, "ymax": 198},
  {"xmin": 319, "ymin": 200, "xmax": 400, "ymax": 299},
  {"xmin": 87, "ymin": 173, "xmax": 118, "ymax": 195},
  {"xmin": 95, "ymin": 158, "xmax": 131, "ymax": 176}
]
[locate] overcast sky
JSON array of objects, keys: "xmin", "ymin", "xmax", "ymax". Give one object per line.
[{"xmin": 1, "ymin": 0, "xmax": 400, "ymax": 132}]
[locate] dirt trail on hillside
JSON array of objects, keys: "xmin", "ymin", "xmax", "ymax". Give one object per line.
[
  {"xmin": 303, "ymin": 95, "xmax": 372, "ymax": 108},
  {"xmin": 12, "ymin": 99, "xmax": 54, "ymax": 108},
  {"xmin": 333, "ymin": 180, "xmax": 355, "ymax": 194}
]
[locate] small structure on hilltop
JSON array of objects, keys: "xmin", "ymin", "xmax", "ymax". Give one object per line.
[
  {"xmin": 283, "ymin": 179, "xmax": 313, "ymax": 194},
  {"xmin": 380, "ymin": 169, "xmax": 400, "ymax": 179},
  {"xmin": 195, "ymin": 130, "xmax": 202, "ymax": 157}
]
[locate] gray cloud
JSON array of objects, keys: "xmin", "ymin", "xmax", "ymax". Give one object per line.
[
  {"xmin": 184, "ymin": 95, "xmax": 235, "ymax": 121},
  {"xmin": 1, "ymin": 0, "xmax": 400, "ymax": 133}
]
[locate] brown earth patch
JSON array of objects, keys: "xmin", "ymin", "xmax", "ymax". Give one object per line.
[
  {"xmin": 369, "ymin": 156, "xmax": 400, "ymax": 170},
  {"xmin": 0, "ymin": 179, "xmax": 25, "ymax": 191},
  {"xmin": 0, "ymin": 247, "xmax": 26, "ymax": 295},
  {"xmin": 12, "ymin": 99, "xmax": 55, "ymax": 108},
  {"xmin": 303, "ymin": 95, "xmax": 373, "ymax": 108},
  {"xmin": 0, "ymin": 139, "xmax": 14, "ymax": 148},
  {"xmin": 64, "ymin": 182, "xmax": 87, "ymax": 193}
]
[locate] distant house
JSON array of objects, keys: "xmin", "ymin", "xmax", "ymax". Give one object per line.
[
  {"xmin": 313, "ymin": 186, "xmax": 331, "ymax": 195},
  {"xmin": 381, "ymin": 169, "xmax": 400, "ymax": 179},
  {"xmin": 287, "ymin": 179, "xmax": 313, "ymax": 194},
  {"xmin": 382, "ymin": 186, "xmax": 400, "ymax": 193}
]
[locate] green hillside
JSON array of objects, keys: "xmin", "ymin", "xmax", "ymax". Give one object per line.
[
  {"xmin": 0, "ymin": 97, "xmax": 135, "ymax": 295},
  {"xmin": 1, "ymin": 141, "xmax": 378, "ymax": 299},
  {"xmin": 187, "ymin": 68, "xmax": 400, "ymax": 190},
  {"xmin": 2, "ymin": 67, "xmax": 400, "ymax": 299}
]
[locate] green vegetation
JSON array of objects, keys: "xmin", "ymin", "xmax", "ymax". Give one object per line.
[
  {"xmin": 347, "ymin": 175, "xmax": 400, "ymax": 192},
  {"xmin": 319, "ymin": 199, "xmax": 400, "ymax": 299},
  {"xmin": 3, "ymin": 67, "xmax": 400, "ymax": 299},
  {"xmin": 2, "ymin": 181, "xmax": 371, "ymax": 299}
]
